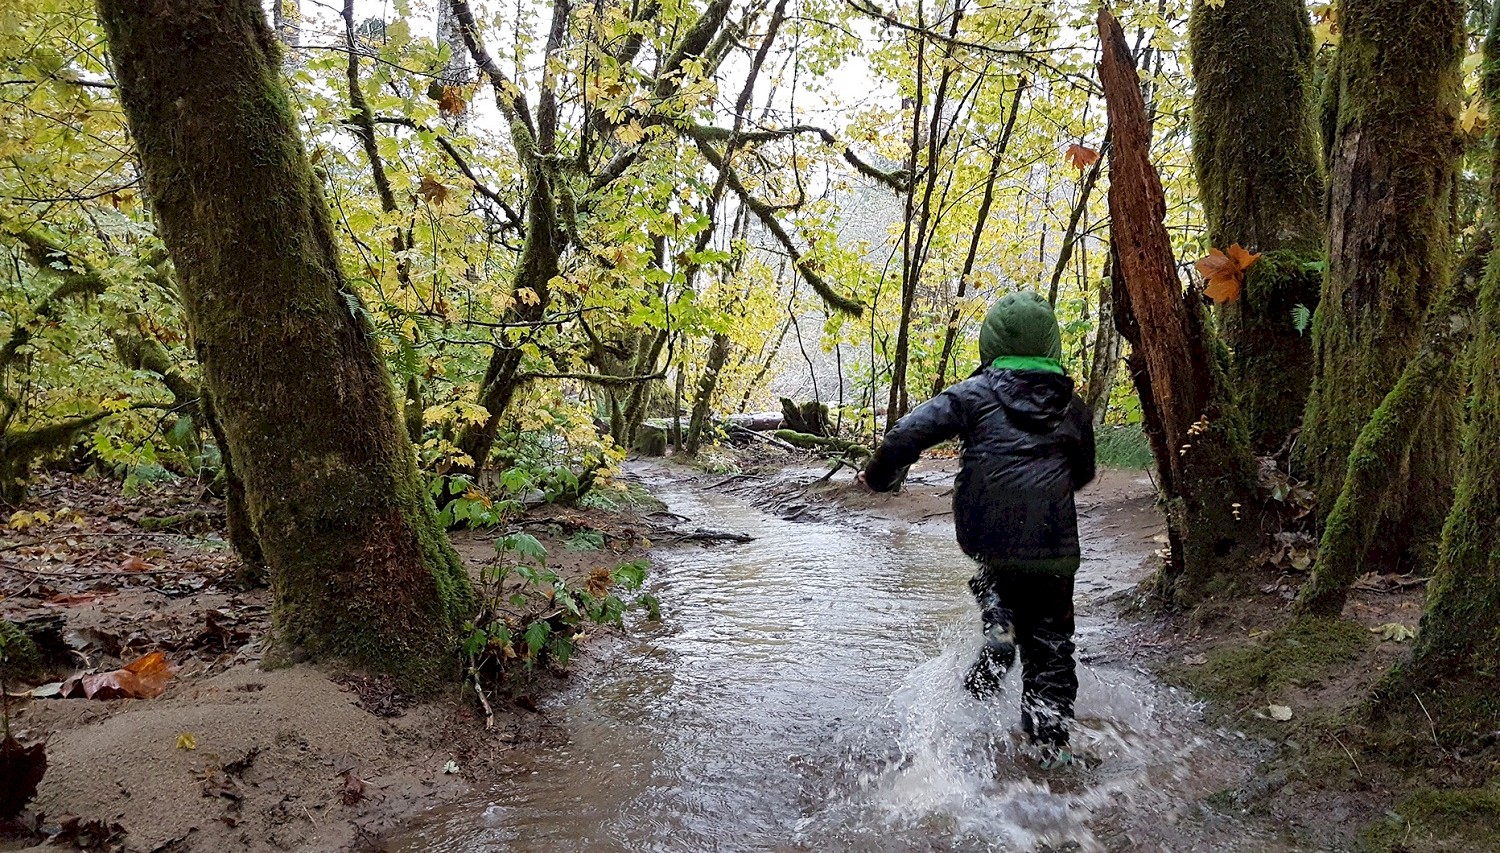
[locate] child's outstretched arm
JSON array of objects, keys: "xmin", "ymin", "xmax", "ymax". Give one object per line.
[{"xmin": 863, "ymin": 391, "xmax": 965, "ymax": 492}]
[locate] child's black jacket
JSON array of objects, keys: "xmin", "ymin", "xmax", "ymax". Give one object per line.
[{"xmin": 864, "ymin": 367, "xmax": 1096, "ymax": 572}]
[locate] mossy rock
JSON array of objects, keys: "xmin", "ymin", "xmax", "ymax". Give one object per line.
[{"xmin": 1362, "ymin": 787, "xmax": 1500, "ymax": 852}]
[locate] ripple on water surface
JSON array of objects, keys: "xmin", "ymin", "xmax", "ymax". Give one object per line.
[{"xmin": 387, "ymin": 482, "xmax": 1295, "ymax": 853}]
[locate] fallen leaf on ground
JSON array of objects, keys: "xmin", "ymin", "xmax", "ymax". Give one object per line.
[
  {"xmin": 1268, "ymin": 704, "xmax": 1294, "ymax": 722},
  {"xmin": 443, "ymin": 760, "xmax": 460, "ymax": 774},
  {"xmin": 1372, "ymin": 623, "xmax": 1416, "ymax": 642},
  {"xmin": 0, "ymin": 734, "xmax": 46, "ymax": 819},
  {"xmin": 61, "ymin": 650, "xmax": 177, "ymax": 700},
  {"xmin": 50, "ymin": 815, "xmax": 124, "ymax": 847},
  {"xmin": 1182, "ymin": 654, "xmax": 1208, "ymax": 666},
  {"xmin": 118, "ymin": 555, "xmax": 152, "ymax": 572},
  {"xmin": 176, "ymin": 732, "xmax": 197, "ymax": 750},
  {"xmin": 341, "ymin": 771, "xmax": 367, "ymax": 806},
  {"xmin": 43, "ymin": 592, "xmax": 107, "ymax": 607}
]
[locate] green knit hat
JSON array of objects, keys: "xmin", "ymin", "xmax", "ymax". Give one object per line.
[{"xmin": 979, "ymin": 291, "xmax": 1064, "ymax": 366}]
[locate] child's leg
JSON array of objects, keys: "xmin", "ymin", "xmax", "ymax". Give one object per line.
[
  {"xmin": 964, "ymin": 565, "xmax": 1018, "ymax": 697},
  {"xmin": 1013, "ymin": 574, "xmax": 1078, "ymax": 748}
]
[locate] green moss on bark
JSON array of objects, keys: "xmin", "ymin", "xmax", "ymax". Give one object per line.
[
  {"xmin": 98, "ymin": 0, "xmax": 473, "ymax": 688},
  {"xmin": 1363, "ymin": 6, "xmax": 1500, "ymax": 757},
  {"xmin": 1190, "ymin": 0, "xmax": 1324, "ymax": 452},
  {"xmin": 1227, "ymin": 251, "xmax": 1322, "ymax": 452},
  {"xmin": 1297, "ymin": 0, "xmax": 1464, "ymax": 548}
]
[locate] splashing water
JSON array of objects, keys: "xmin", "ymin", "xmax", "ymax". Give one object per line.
[{"xmin": 384, "ymin": 470, "xmax": 1299, "ymax": 853}]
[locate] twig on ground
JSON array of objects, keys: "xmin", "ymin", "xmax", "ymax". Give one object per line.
[
  {"xmin": 469, "ymin": 665, "xmax": 495, "ymax": 730},
  {"xmin": 1, "ymin": 564, "xmax": 217, "ymax": 578},
  {"xmin": 1331, "ymin": 732, "xmax": 1363, "ymax": 778},
  {"xmin": 1413, "ymin": 691, "xmax": 1446, "ymax": 755}
]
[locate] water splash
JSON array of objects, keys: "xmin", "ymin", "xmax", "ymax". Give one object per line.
[{"xmin": 383, "ymin": 473, "xmax": 1286, "ymax": 853}]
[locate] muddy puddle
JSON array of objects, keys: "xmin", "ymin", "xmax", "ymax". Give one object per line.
[{"xmin": 384, "ymin": 470, "xmax": 1312, "ymax": 852}]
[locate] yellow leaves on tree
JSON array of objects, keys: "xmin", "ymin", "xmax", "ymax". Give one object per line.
[
  {"xmin": 1194, "ymin": 244, "xmax": 1262, "ymax": 304},
  {"xmin": 60, "ymin": 651, "xmax": 177, "ymax": 700},
  {"xmin": 1311, "ymin": 5, "xmax": 1339, "ymax": 50},
  {"xmin": 516, "ymin": 287, "xmax": 541, "ymax": 306},
  {"xmin": 1461, "ymin": 99, "xmax": 1489, "ymax": 137},
  {"xmin": 1064, "ymin": 143, "xmax": 1100, "ymax": 170}
]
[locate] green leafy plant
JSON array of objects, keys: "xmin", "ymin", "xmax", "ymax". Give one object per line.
[
  {"xmin": 463, "ymin": 532, "xmax": 659, "ymax": 708},
  {"xmin": 1292, "ymin": 303, "xmax": 1313, "ymax": 335}
]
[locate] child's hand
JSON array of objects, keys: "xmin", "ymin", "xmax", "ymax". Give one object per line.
[{"xmin": 856, "ymin": 471, "xmax": 869, "ymax": 489}]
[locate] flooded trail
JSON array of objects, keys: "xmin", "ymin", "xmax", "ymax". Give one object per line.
[{"xmin": 386, "ymin": 467, "xmax": 1310, "ymax": 852}]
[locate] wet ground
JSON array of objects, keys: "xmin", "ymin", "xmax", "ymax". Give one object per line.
[{"xmin": 383, "ymin": 465, "xmax": 1315, "ymax": 852}]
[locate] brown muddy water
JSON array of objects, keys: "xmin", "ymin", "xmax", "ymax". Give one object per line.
[{"xmin": 384, "ymin": 470, "xmax": 1315, "ymax": 852}]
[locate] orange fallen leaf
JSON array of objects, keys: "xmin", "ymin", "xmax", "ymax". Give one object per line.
[
  {"xmin": 119, "ymin": 555, "xmax": 153, "ymax": 572},
  {"xmin": 1065, "ymin": 142, "xmax": 1100, "ymax": 170},
  {"xmin": 1195, "ymin": 243, "xmax": 1262, "ymax": 304},
  {"xmin": 44, "ymin": 592, "xmax": 107, "ymax": 607},
  {"xmin": 61, "ymin": 651, "xmax": 177, "ymax": 700}
]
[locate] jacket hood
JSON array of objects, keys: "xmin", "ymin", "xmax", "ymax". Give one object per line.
[
  {"xmin": 979, "ymin": 291, "xmax": 1064, "ymax": 366},
  {"xmin": 991, "ymin": 368, "xmax": 1075, "ymax": 433}
]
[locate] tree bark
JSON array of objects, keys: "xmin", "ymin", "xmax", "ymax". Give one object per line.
[
  {"xmin": 1296, "ymin": 233, "xmax": 1490, "ymax": 617},
  {"xmin": 1296, "ymin": 0, "xmax": 1464, "ymax": 557},
  {"xmin": 99, "ymin": 0, "xmax": 472, "ymax": 686},
  {"xmin": 1098, "ymin": 9, "xmax": 1261, "ymax": 603},
  {"xmin": 1189, "ymin": 0, "xmax": 1324, "ymax": 452},
  {"xmin": 1086, "ymin": 274, "xmax": 1123, "ymax": 424},
  {"xmin": 683, "ymin": 332, "xmax": 731, "ymax": 455},
  {"xmin": 1375, "ymin": 8, "xmax": 1500, "ymax": 743}
]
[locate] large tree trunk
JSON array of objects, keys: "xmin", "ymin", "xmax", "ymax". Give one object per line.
[
  {"xmin": 1189, "ymin": 0, "xmax": 1324, "ymax": 453},
  {"xmin": 1375, "ymin": 11, "xmax": 1500, "ymax": 742},
  {"xmin": 99, "ymin": 0, "xmax": 472, "ymax": 686},
  {"xmin": 1295, "ymin": 234, "xmax": 1490, "ymax": 616},
  {"xmin": 1098, "ymin": 10, "xmax": 1261, "ymax": 604},
  {"xmin": 1296, "ymin": 0, "xmax": 1464, "ymax": 563}
]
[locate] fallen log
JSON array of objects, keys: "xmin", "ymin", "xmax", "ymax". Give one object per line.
[{"xmin": 773, "ymin": 430, "xmax": 872, "ymax": 458}]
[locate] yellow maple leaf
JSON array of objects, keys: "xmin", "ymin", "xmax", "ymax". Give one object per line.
[
  {"xmin": 1460, "ymin": 99, "xmax": 1489, "ymax": 136},
  {"xmin": 616, "ymin": 121, "xmax": 646, "ymax": 145},
  {"xmin": 516, "ymin": 287, "xmax": 540, "ymax": 306},
  {"xmin": 176, "ymin": 732, "xmax": 198, "ymax": 750}
]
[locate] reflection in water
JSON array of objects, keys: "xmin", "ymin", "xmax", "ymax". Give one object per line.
[{"xmin": 388, "ymin": 477, "xmax": 1301, "ymax": 853}]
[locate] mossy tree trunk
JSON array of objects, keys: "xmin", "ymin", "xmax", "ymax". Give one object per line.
[
  {"xmin": 1296, "ymin": 235, "xmax": 1490, "ymax": 616},
  {"xmin": 98, "ymin": 0, "xmax": 472, "ymax": 686},
  {"xmin": 683, "ymin": 332, "xmax": 731, "ymax": 455},
  {"xmin": 1373, "ymin": 11, "xmax": 1500, "ymax": 743},
  {"xmin": 1297, "ymin": 0, "xmax": 1464, "ymax": 563},
  {"xmin": 1099, "ymin": 10, "xmax": 1262, "ymax": 604},
  {"xmin": 1189, "ymin": 0, "xmax": 1325, "ymax": 453}
]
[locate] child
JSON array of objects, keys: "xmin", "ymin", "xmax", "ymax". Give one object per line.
[{"xmin": 860, "ymin": 291, "xmax": 1096, "ymax": 767}]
